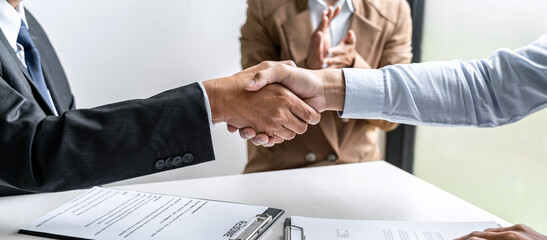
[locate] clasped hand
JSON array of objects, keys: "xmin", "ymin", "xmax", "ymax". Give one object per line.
[
  {"xmin": 227, "ymin": 61, "xmax": 346, "ymax": 147},
  {"xmin": 202, "ymin": 61, "xmax": 321, "ymax": 147}
]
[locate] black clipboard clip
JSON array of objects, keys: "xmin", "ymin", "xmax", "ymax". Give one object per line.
[
  {"xmin": 230, "ymin": 214, "xmax": 273, "ymax": 240},
  {"xmin": 284, "ymin": 218, "xmax": 306, "ymax": 240}
]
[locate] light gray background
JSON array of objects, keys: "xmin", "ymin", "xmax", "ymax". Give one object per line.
[{"xmin": 25, "ymin": 0, "xmax": 250, "ymax": 184}]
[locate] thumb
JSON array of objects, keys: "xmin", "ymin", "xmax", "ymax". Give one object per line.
[
  {"xmin": 245, "ymin": 65, "xmax": 290, "ymax": 91},
  {"xmin": 343, "ymin": 30, "xmax": 356, "ymax": 44}
]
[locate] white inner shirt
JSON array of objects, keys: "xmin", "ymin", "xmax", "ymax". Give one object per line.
[
  {"xmin": 0, "ymin": 0, "xmax": 58, "ymax": 115},
  {"xmin": 308, "ymin": 0, "xmax": 354, "ymax": 48}
]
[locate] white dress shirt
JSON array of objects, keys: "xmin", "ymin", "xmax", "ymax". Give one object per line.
[
  {"xmin": 198, "ymin": 82, "xmax": 214, "ymax": 128},
  {"xmin": 0, "ymin": 0, "xmax": 59, "ymax": 115},
  {"xmin": 341, "ymin": 34, "xmax": 547, "ymax": 127},
  {"xmin": 308, "ymin": 0, "xmax": 354, "ymax": 48}
]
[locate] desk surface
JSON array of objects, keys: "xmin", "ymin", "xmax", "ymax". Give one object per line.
[{"xmin": 0, "ymin": 161, "xmax": 509, "ymax": 239}]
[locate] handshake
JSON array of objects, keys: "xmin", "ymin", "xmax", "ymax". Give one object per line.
[{"xmin": 202, "ymin": 61, "xmax": 345, "ymax": 147}]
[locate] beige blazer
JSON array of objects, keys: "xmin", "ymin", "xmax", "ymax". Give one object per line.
[{"xmin": 240, "ymin": 0, "xmax": 413, "ymax": 173}]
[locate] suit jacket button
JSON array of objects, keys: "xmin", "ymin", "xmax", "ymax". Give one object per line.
[
  {"xmin": 305, "ymin": 152, "xmax": 316, "ymax": 162},
  {"xmin": 155, "ymin": 159, "xmax": 165, "ymax": 169},
  {"xmin": 173, "ymin": 156, "xmax": 183, "ymax": 166},
  {"xmin": 165, "ymin": 157, "xmax": 174, "ymax": 168},
  {"xmin": 182, "ymin": 153, "xmax": 194, "ymax": 164},
  {"xmin": 326, "ymin": 153, "xmax": 338, "ymax": 163}
]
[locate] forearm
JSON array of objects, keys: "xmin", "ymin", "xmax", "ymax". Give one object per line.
[
  {"xmin": 0, "ymin": 83, "xmax": 215, "ymax": 193},
  {"xmin": 341, "ymin": 35, "xmax": 547, "ymax": 126}
]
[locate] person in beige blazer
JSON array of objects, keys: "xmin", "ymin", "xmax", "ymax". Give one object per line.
[{"xmin": 240, "ymin": 0, "xmax": 413, "ymax": 173}]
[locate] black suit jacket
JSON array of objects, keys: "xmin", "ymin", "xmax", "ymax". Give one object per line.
[{"xmin": 0, "ymin": 11, "xmax": 215, "ymax": 196}]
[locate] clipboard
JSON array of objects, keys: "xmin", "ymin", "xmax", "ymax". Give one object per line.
[
  {"xmin": 284, "ymin": 216, "xmax": 502, "ymax": 240},
  {"xmin": 284, "ymin": 218, "xmax": 306, "ymax": 240},
  {"xmin": 19, "ymin": 187, "xmax": 283, "ymax": 240}
]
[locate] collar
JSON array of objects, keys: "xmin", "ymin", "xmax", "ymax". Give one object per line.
[
  {"xmin": 308, "ymin": 0, "xmax": 355, "ymax": 14},
  {"xmin": 0, "ymin": 0, "xmax": 28, "ymax": 52}
]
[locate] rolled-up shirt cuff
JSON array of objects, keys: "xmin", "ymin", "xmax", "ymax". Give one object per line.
[
  {"xmin": 339, "ymin": 68, "xmax": 385, "ymax": 119},
  {"xmin": 198, "ymin": 81, "xmax": 215, "ymax": 129}
]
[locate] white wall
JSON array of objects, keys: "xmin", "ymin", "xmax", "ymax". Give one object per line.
[
  {"xmin": 24, "ymin": 0, "xmax": 250, "ymax": 184},
  {"xmin": 414, "ymin": 0, "xmax": 547, "ymax": 232}
]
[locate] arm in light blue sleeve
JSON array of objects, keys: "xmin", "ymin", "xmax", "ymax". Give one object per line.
[{"xmin": 341, "ymin": 34, "xmax": 547, "ymax": 127}]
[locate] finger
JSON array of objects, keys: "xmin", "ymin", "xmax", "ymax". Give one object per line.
[
  {"xmin": 330, "ymin": 46, "xmax": 351, "ymax": 56},
  {"xmin": 263, "ymin": 136, "xmax": 276, "ymax": 147},
  {"xmin": 344, "ymin": 30, "xmax": 356, "ymax": 44},
  {"xmin": 331, "ymin": 5, "xmax": 341, "ymax": 21},
  {"xmin": 326, "ymin": 6, "xmax": 333, "ymax": 20},
  {"xmin": 326, "ymin": 6, "xmax": 335, "ymax": 23},
  {"xmin": 318, "ymin": 10, "xmax": 329, "ymax": 31},
  {"xmin": 282, "ymin": 115, "xmax": 308, "ymax": 135},
  {"xmin": 227, "ymin": 124, "xmax": 238, "ymax": 133},
  {"xmin": 238, "ymin": 127, "xmax": 257, "ymax": 140},
  {"xmin": 271, "ymin": 127, "xmax": 297, "ymax": 141},
  {"xmin": 290, "ymin": 97, "xmax": 321, "ymax": 125},
  {"xmin": 324, "ymin": 56, "xmax": 347, "ymax": 65},
  {"xmin": 484, "ymin": 224, "xmax": 525, "ymax": 233},
  {"xmin": 273, "ymin": 136, "xmax": 284, "ymax": 144},
  {"xmin": 329, "ymin": 45, "xmax": 345, "ymax": 55},
  {"xmin": 454, "ymin": 231, "xmax": 506, "ymax": 240},
  {"xmin": 250, "ymin": 133, "xmax": 269, "ymax": 146},
  {"xmin": 318, "ymin": 31, "xmax": 326, "ymax": 64},
  {"xmin": 246, "ymin": 64, "xmax": 291, "ymax": 91}
]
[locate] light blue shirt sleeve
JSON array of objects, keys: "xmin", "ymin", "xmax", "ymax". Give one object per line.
[
  {"xmin": 340, "ymin": 34, "xmax": 547, "ymax": 127},
  {"xmin": 198, "ymin": 81, "xmax": 215, "ymax": 129}
]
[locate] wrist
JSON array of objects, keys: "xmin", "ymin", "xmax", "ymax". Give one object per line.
[
  {"xmin": 320, "ymin": 69, "xmax": 345, "ymax": 111},
  {"xmin": 202, "ymin": 79, "xmax": 227, "ymax": 124}
]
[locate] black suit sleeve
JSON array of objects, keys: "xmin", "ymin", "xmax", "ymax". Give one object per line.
[{"xmin": 0, "ymin": 81, "xmax": 215, "ymax": 194}]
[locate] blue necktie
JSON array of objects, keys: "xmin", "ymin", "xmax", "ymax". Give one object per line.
[{"xmin": 17, "ymin": 20, "xmax": 55, "ymax": 112}]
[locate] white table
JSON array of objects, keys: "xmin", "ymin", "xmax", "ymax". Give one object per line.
[{"xmin": 0, "ymin": 161, "xmax": 509, "ymax": 239}]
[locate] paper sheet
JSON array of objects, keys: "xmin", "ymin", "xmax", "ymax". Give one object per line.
[
  {"xmin": 20, "ymin": 187, "xmax": 270, "ymax": 239},
  {"xmin": 289, "ymin": 216, "xmax": 500, "ymax": 240}
]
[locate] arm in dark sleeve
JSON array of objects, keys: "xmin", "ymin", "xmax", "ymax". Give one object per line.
[{"xmin": 0, "ymin": 82, "xmax": 215, "ymax": 194}]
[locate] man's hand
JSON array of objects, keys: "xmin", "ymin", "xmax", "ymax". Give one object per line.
[
  {"xmin": 454, "ymin": 224, "xmax": 547, "ymax": 240},
  {"xmin": 203, "ymin": 61, "xmax": 321, "ymax": 146},
  {"xmin": 238, "ymin": 64, "xmax": 345, "ymax": 145},
  {"xmin": 306, "ymin": 6, "xmax": 341, "ymax": 70},
  {"xmin": 325, "ymin": 30, "xmax": 356, "ymax": 69}
]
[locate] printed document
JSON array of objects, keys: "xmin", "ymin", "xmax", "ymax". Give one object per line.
[
  {"xmin": 288, "ymin": 216, "xmax": 500, "ymax": 240},
  {"xmin": 20, "ymin": 187, "xmax": 275, "ymax": 239}
]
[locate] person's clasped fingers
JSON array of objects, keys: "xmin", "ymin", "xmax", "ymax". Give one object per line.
[
  {"xmin": 238, "ymin": 127, "xmax": 256, "ymax": 140},
  {"xmin": 250, "ymin": 133, "xmax": 269, "ymax": 146},
  {"xmin": 290, "ymin": 96, "xmax": 321, "ymax": 125},
  {"xmin": 227, "ymin": 124, "xmax": 238, "ymax": 133}
]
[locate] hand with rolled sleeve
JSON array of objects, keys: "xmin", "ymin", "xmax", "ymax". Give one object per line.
[
  {"xmin": 244, "ymin": 33, "xmax": 547, "ymax": 132},
  {"xmin": 237, "ymin": 35, "xmax": 547, "ymax": 239}
]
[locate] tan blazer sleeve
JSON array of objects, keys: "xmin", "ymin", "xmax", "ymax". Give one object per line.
[
  {"xmin": 363, "ymin": 0, "xmax": 413, "ymax": 132},
  {"xmin": 240, "ymin": 0, "xmax": 280, "ymax": 69}
]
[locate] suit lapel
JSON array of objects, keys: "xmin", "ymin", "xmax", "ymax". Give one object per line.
[
  {"xmin": 350, "ymin": 0, "xmax": 382, "ymax": 67},
  {"xmin": 31, "ymin": 28, "xmax": 63, "ymax": 113},
  {"xmin": 0, "ymin": 26, "xmax": 55, "ymax": 115},
  {"xmin": 282, "ymin": 10, "xmax": 313, "ymax": 64}
]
